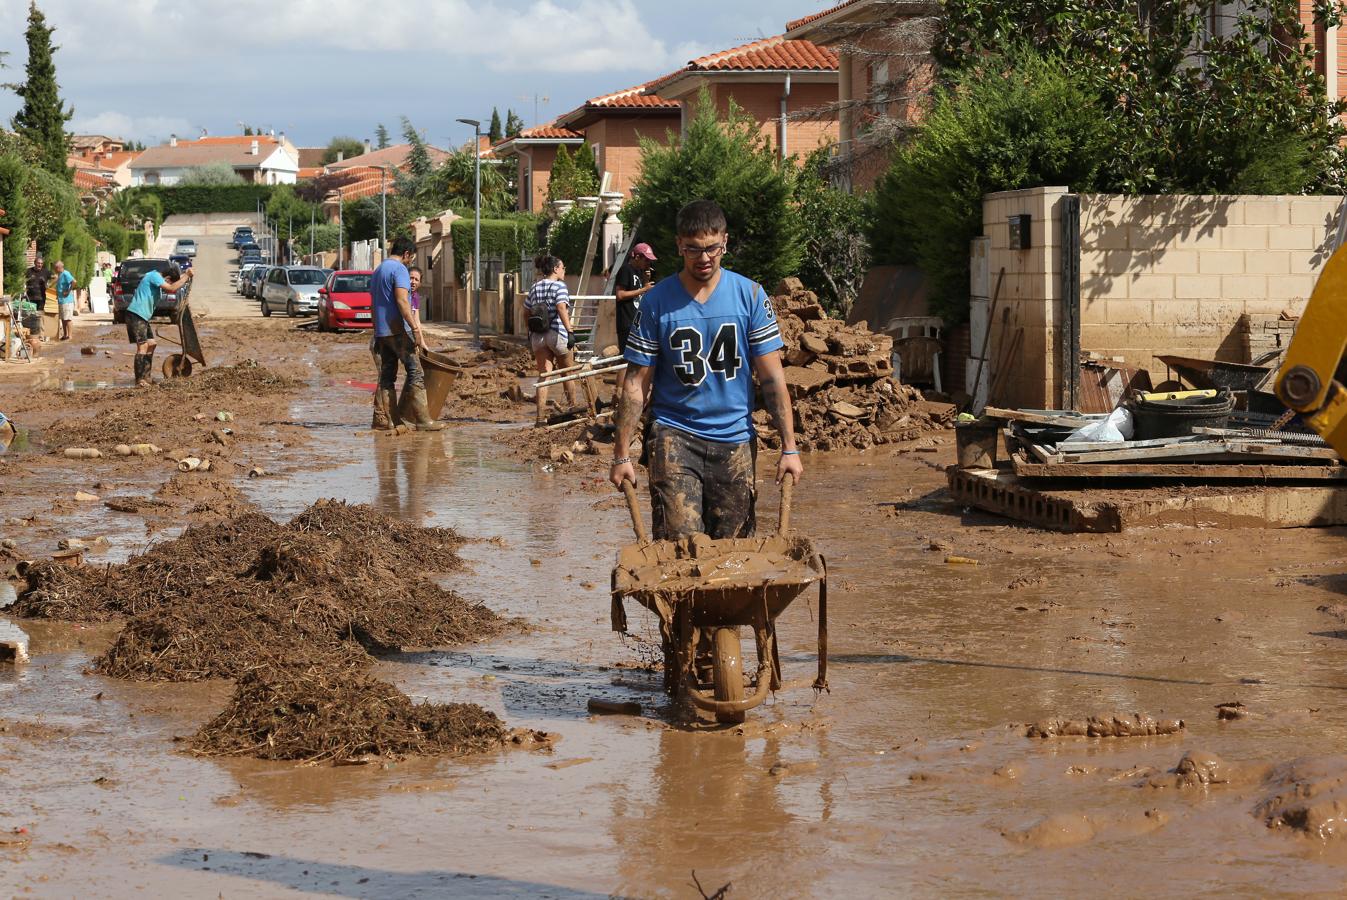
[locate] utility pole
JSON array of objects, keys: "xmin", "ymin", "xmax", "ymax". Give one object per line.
[
  {"xmin": 457, "ymin": 118, "xmax": 483, "ymax": 343},
  {"xmin": 310, "ymin": 203, "xmax": 315, "ymax": 258},
  {"xmin": 337, "ymin": 188, "xmax": 344, "ymax": 269}
]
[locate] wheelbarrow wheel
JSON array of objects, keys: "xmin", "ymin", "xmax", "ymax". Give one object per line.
[
  {"xmin": 162, "ymin": 353, "xmax": 192, "ymax": 378},
  {"xmin": 711, "ymin": 627, "xmax": 745, "ymax": 724}
]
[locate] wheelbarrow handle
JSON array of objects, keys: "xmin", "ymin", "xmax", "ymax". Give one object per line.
[
  {"xmin": 778, "ymin": 478, "xmax": 793, "ymax": 536},
  {"xmin": 621, "ymin": 479, "xmax": 648, "ymax": 544}
]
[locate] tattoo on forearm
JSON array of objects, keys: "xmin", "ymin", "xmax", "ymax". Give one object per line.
[{"xmin": 764, "ymin": 377, "xmax": 795, "ymax": 445}]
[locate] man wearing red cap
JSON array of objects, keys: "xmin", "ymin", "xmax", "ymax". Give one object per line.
[{"xmin": 613, "ymin": 242, "xmax": 657, "ymax": 396}]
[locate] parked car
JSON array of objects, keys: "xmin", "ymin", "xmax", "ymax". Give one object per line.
[
  {"xmin": 173, "ymin": 238, "xmax": 198, "ymax": 257},
  {"xmin": 237, "ymin": 240, "xmax": 260, "ymax": 257},
  {"xmin": 317, "ymin": 270, "xmax": 374, "ymax": 331},
  {"xmin": 170, "ymin": 253, "xmax": 193, "ymax": 272},
  {"xmin": 260, "ymin": 266, "xmax": 327, "ymax": 318},
  {"xmin": 236, "ymin": 263, "xmax": 261, "ymax": 294},
  {"xmin": 111, "ymin": 257, "xmax": 188, "ymax": 323},
  {"xmin": 246, "ymin": 264, "xmax": 271, "ymax": 299},
  {"xmin": 230, "ymin": 227, "xmax": 254, "ymax": 248}
]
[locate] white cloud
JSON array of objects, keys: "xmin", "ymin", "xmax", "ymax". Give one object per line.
[
  {"xmin": 5, "ymin": 0, "xmax": 710, "ymax": 74},
  {"xmin": 68, "ymin": 110, "xmax": 194, "ymax": 143}
]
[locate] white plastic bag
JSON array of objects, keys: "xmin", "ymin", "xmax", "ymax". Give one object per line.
[{"xmin": 1064, "ymin": 406, "xmax": 1134, "ymax": 443}]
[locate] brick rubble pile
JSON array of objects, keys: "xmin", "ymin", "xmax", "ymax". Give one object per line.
[{"xmin": 756, "ymin": 279, "xmax": 955, "ymax": 452}]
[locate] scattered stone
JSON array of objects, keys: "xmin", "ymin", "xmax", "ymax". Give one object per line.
[
  {"xmin": 62, "ymin": 447, "xmax": 102, "ymax": 459},
  {"xmin": 215, "ymin": 411, "xmax": 235, "ymax": 422},
  {"xmin": 1216, "ymin": 701, "xmax": 1248, "ymax": 721},
  {"xmin": 73, "ymin": 491, "xmax": 100, "ymax": 503},
  {"xmin": 80, "ymin": 346, "xmax": 95, "ymax": 356}
]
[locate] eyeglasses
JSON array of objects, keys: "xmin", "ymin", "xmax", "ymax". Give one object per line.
[{"xmin": 679, "ymin": 244, "xmax": 726, "ymax": 259}]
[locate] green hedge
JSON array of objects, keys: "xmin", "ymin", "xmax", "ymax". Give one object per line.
[
  {"xmin": 48, "ymin": 218, "xmax": 97, "ymax": 285},
  {"xmin": 88, "ymin": 218, "xmax": 132, "ymax": 261},
  {"xmin": 126, "ymin": 230, "xmax": 147, "ymax": 255},
  {"xmin": 127, "ymin": 184, "xmax": 276, "ymax": 216},
  {"xmin": 450, "ymin": 216, "xmax": 541, "ymax": 282}
]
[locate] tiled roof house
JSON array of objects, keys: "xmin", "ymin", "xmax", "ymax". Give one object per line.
[
  {"xmin": 492, "ymin": 124, "xmax": 585, "ymax": 213},
  {"xmin": 129, "ymin": 135, "xmax": 300, "ymax": 186},
  {"xmin": 649, "ymin": 35, "xmax": 840, "ymax": 162}
]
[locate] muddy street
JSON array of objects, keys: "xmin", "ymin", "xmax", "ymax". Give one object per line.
[{"xmin": 9, "ymin": 239, "xmax": 1347, "ymax": 897}]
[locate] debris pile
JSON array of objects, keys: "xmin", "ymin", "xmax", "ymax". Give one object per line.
[
  {"xmin": 759, "ymin": 279, "xmax": 955, "ymax": 452},
  {"xmin": 440, "ymin": 338, "xmax": 535, "ymax": 421},
  {"xmin": 13, "ymin": 501, "xmax": 508, "ymax": 762},
  {"xmin": 191, "ymin": 663, "xmax": 507, "ymax": 762}
]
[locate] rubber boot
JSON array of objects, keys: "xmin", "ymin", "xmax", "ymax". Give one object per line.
[
  {"xmin": 143, "ymin": 350, "xmax": 156, "ymax": 387},
  {"xmin": 372, "ymin": 387, "xmax": 397, "ymax": 431},
  {"xmin": 406, "ymin": 384, "xmax": 445, "ymax": 431},
  {"xmin": 133, "ymin": 353, "xmax": 151, "ymax": 388},
  {"xmin": 396, "ymin": 384, "xmax": 415, "ymax": 425}
]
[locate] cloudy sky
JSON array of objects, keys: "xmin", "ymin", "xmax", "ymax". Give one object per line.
[{"xmin": 0, "ymin": 0, "xmax": 831, "ymax": 150}]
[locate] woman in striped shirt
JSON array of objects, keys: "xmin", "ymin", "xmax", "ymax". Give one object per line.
[{"xmin": 526, "ymin": 254, "xmax": 578, "ymax": 425}]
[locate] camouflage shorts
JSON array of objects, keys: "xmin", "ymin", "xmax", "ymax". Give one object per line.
[{"xmin": 647, "ymin": 421, "xmax": 756, "ymax": 541}]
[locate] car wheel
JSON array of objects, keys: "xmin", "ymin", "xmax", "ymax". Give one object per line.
[
  {"xmin": 287, "ymin": 300, "xmax": 296, "ymax": 318},
  {"xmin": 261, "ymin": 299, "xmax": 271, "ymax": 317}
]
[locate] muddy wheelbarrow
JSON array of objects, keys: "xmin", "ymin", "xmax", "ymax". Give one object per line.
[
  {"xmin": 610, "ymin": 480, "xmax": 828, "ymax": 724},
  {"xmin": 157, "ymin": 299, "xmax": 205, "ymax": 379}
]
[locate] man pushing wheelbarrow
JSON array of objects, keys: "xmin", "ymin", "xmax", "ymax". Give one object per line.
[{"xmin": 610, "ymin": 201, "xmax": 825, "ymax": 724}]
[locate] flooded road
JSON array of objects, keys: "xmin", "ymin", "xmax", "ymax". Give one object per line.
[{"xmin": 11, "ymin": 369, "xmax": 1347, "ymax": 896}]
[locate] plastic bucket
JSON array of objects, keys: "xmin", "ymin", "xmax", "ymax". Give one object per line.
[
  {"xmin": 1131, "ymin": 390, "xmax": 1234, "ymax": 440},
  {"xmin": 955, "ymin": 420, "xmax": 999, "ymax": 469},
  {"xmin": 421, "ymin": 348, "xmax": 464, "ymax": 420}
]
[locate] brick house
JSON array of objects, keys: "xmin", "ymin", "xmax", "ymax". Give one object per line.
[
  {"xmin": 494, "ymin": 125, "xmax": 584, "ymax": 213},
  {"xmin": 789, "ymin": 0, "xmax": 1347, "ymax": 192},
  {"xmin": 650, "ymin": 36, "xmax": 840, "ymax": 163},
  {"xmin": 554, "ymin": 81, "xmax": 682, "ymax": 200}
]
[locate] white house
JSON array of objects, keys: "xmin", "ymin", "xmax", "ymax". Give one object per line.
[{"xmin": 129, "ymin": 135, "xmax": 300, "ymax": 187}]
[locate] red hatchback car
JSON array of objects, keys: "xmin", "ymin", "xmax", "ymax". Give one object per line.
[{"xmin": 317, "ymin": 269, "xmax": 374, "ymax": 331}]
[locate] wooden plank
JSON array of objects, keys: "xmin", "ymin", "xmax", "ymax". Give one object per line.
[
  {"xmin": 1056, "ymin": 440, "xmax": 1339, "ymax": 465},
  {"xmin": 1013, "ymin": 456, "xmax": 1347, "ymax": 481},
  {"xmin": 1060, "ymin": 435, "xmax": 1210, "ymax": 452},
  {"xmin": 983, "ymin": 406, "xmax": 1104, "ymax": 427}
]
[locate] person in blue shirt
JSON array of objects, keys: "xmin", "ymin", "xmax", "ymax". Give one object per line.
[
  {"xmin": 611, "ymin": 199, "xmax": 802, "ymax": 540},
  {"xmin": 369, "ymin": 236, "xmax": 443, "ymax": 432},
  {"xmin": 53, "ymin": 260, "xmax": 77, "ymax": 341},
  {"xmin": 125, "ymin": 263, "xmax": 192, "ymax": 388}
]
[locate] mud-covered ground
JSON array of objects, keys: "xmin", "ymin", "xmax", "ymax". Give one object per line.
[{"xmin": 10, "ymin": 258, "xmax": 1347, "ymax": 896}]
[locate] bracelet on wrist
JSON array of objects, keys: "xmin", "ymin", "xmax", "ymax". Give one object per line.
[
  {"xmin": 612, "ymin": 457, "xmax": 632, "ymax": 466},
  {"xmin": 781, "ymin": 449, "xmax": 800, "ymax": 456}
]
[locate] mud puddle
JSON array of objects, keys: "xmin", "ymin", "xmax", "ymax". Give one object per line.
[{"xmin": 14, "ymin": 382, "xmax": 1347, "ymax": 893}]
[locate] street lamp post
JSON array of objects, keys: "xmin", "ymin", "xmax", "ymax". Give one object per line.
[
  {"xmin": 457, "ymin": 117, "xmax": 482, "ymax": 344},
  {"xmin": 337, "ymin": 188, "xmax": 345, "ymax": 269},
  {"xmin": 309, "ymin": 203, "xmax": 315, "ymax": 258}
]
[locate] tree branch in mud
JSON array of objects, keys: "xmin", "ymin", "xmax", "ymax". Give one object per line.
[{"xmin": 691, "ymin": 871, "xmax": 731, "ymax": 900}]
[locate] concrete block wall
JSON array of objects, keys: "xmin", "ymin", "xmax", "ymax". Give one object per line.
[
  {"xmin": 983, "ymin": 187, "xmax": 1342, "ymax": 409},
  {"xmin": 1078, "ymin": 194, "xmax": 1338, "ymax": 382}
]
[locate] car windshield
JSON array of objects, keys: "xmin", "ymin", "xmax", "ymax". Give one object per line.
[
  {"xmin": 121, "ymin": 260, "xmax": 163, "ymax": 279},
  {"xmin": 333, "ymin": 275, "xmax": 371, "ymax": 293},
  {"xmin": 288, "ymin": 269, "xmax": 326, "ymax": 286}
]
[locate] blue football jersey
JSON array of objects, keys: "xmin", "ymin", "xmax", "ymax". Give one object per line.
[{"xmin": 623, "ymin": 268, "xmax": 784, "ymax": 443}]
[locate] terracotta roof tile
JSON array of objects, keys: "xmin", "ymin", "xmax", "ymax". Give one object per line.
[
  {"xmin": 325, "ymin": 166, "xmax": 391, "ymax": 201},
  {"xmin": 786, "ymin": 0, "xmax": 868, "ymax": 32},
  {"xmin": 519, "ymin": 125, "xmax": 584, "ymax": 140},
  {"xmin": 72, "ymin": 169, "xmax": 110, "ymax": 191},
  {"xmin": 587, "ymin": 80, "xmax": 681, "ymax": 110},
  {"xmin": 688, "ymin": 36, "xmax": 838, "ymax": 72}
]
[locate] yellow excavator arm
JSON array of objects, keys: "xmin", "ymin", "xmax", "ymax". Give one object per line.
[{"xmin": 1275, "ymin": 242, "xmax": 1347, "ymax": 459}]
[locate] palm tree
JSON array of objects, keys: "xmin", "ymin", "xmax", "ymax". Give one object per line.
[{"xmin": 104, "ymin": 190, "xmax": 159, "ymax": 230}]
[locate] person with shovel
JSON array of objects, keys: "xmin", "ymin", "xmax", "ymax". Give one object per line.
[
  {"xmin": 610, "ymin": 200, "xmax": 802, "ymax": 540},
  {"xmin": 370, "ymin": 236, "xmax": 443, "ymax": 432}
]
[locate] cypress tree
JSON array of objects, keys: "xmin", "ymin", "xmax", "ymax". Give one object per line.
[
  {"xmin": 505, "ymin": 110, "xmax": 525, "ymax": 139},
  {"xmin": 375, "ymin": 123, "xmax": 390, "ymax": 149},
  {"xmin": 548, "ymin": 145, "xmax": 575, "ymax": 201},
  {"xmin": 489, "ymin": 108, "xmax": 503, "ymax": 143},
  {"xmin": 11, "ymin": 2, "xmax": 73, "ymax": 179}
]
